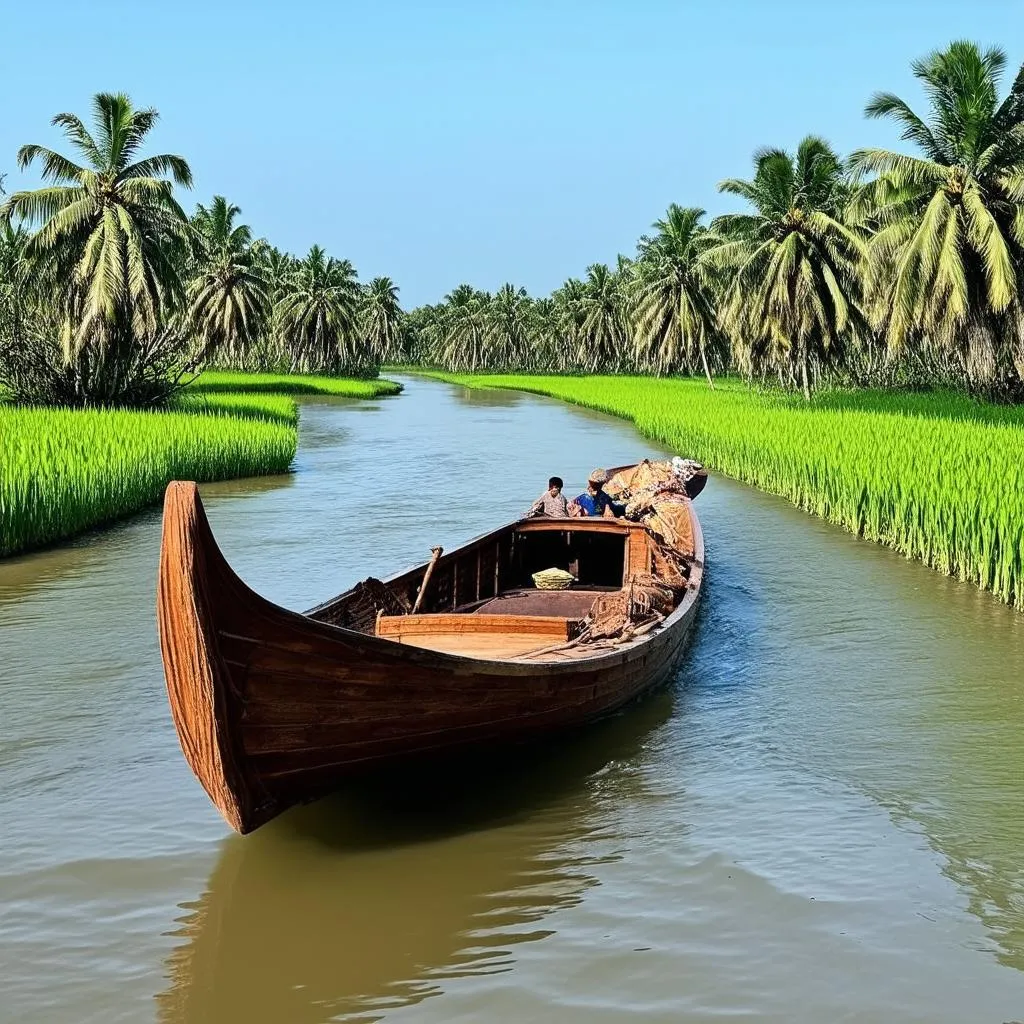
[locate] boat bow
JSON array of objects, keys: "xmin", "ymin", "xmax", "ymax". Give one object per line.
[{"xmin": 157, "ymin": 482, "xmax": 269, "ymax": 832}]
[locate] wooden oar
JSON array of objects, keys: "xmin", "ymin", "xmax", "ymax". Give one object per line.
[{"xmin": 411, "ymin": 546, "xmax": 444, "ymax": 614}]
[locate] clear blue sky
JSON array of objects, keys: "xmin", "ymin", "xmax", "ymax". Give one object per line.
[{"xmin": 2, "ymin": 0, "xmax": 1021, "ymax": 307}]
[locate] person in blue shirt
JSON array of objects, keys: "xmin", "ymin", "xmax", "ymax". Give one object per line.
[{"xmin": 571, "ymin": 469, "xmax": 626, "ymax": 518}]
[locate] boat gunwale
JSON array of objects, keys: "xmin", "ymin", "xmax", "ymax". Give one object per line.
[
  {"xmin": 299, "ymin": 495, "xmax": 704, "ymax": 671},
  {"xmin": 161, "ymin": 460, "xmax": 705, "ymax": 679},
  {"xmin": 303, "ymin": 458, "xmax": 706, "ymax": 628}
]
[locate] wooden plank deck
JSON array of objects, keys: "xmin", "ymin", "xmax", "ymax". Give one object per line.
[{"xmin": 376, "ymin": 612, "xmax": 572, "ymax": 638}]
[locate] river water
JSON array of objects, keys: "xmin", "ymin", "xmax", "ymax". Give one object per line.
[{"xmin": 2, "ymin": 376, "xmax": 1024, "ymax": 1023}]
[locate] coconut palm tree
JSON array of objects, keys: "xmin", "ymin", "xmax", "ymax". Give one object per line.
[
  {"xmin": 550, "ymin": 278, "xmax": 587, "ymax": 371},
  {"xmin": 484, "ymin": 283, "xmax": 532, "ymax": 369},
  {"xmin": 0, "ymin": 220, "xmax": 31, "ymax": 344},
  {"xmin": 276, "ymin": 246, "xmax": 361, "ymax": 372},
  {"xmin": 850, "ymin": 41, "xmax": 1024, "ymax": 388},
  {"xmin": 577, "ymin": 263, "xmax": 628, "ymax": 372},
  {"xmin": 186, "ymin": 196, "xmax": 268, "ymax": 360},
  {"xmin": 260, "ymin": 245, "xmax": 297, "ymax": 302},
  {"xmin": 529, "ymin": 296, "xmax": 564, "ymax": 371},
  {"xmin": 713, "ymin": 136, "xmax": 865, "ymax": 398},
  {"xmin": 631, "ymin": 204, "xmax": 723, "ymax": 384},
  {"xmin": 360, "ymin": 276, "xmax": 403, "ymax": 362},
  {"xmin": 400, "ymin": 303, "xmax": 437, "ymax": 365},
  {"xmin": 2, "ymin": 92, "xmax": 192, "ymax": 358},
  {"xmin": 434, "ymin": 285, "xmax": 490, "ymax": 371},
  {"xmin": 256, "ymin": 245, "xmax": 298, "ymax": 365}
]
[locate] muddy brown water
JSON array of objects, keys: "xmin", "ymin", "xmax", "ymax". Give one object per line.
[{"xmin": 2, "ymin": 376, "xmax": 1024, "ymax": 1023}]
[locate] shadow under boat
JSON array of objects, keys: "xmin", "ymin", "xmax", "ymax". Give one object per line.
[{"xmin": 158, "ymin": 688, "xmax": 677, "ymax": 1024}]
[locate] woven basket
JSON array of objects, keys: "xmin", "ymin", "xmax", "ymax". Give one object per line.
[{"xmin": 532, "ymin": 567, "xmax": 575, "ymax": 591}]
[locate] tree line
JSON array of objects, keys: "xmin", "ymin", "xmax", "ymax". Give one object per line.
[
  {"xmin": 408, "ymin": 41, "xmax": 1024, "ymax": 400},
  {"xmin": 0, "ymin": 95, "xmax": 403, "ymax": 406},
  {"xmin": 2, "ymin": 40, "xmax": 1023, "ymax": 405}
]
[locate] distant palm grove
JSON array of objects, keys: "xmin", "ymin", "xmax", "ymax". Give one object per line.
[
  {"xmin": 3, "ymin": 40, "xmax": 1024, "ymax": 404},
  {"xmin": 0, "ymin": 95, "xmax": 402, "ymax": 406}
]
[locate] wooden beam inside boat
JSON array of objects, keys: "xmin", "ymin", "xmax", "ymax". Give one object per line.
[{"xmin": 376, "ymin": 613, "xmax": 573, "ymax": 639}]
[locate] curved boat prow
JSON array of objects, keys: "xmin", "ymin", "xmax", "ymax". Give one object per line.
[{"xmin": 157, "ymin": 482, "xmax": 265, "ymax": 833}]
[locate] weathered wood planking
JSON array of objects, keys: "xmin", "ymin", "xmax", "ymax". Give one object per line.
[
  {"xmin": 156, "ymin": 465, "xmax": 706, "ymax": 834},
  {"xmin": 376, "ymin": 613, "xmax": 573, "ymax": 638}
]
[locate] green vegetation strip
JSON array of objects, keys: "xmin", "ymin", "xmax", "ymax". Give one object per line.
[
  {"xmin": 189, "ymin": 371, "xmax": 403, "ymax": 397},
  {"xmin": 175, "ymin": 391, "xmax": 299, "ymax": 425},
  {"xmin": 2, "ymin": 372, "xmax": 401, "ymax": 557},
  {"xmin": 429, "ymin": 373, "xmax": 1024, "ymax": 610},
  {"xmin": 1, "ymin": 400, "xmax": 295, "ymax": 557}
]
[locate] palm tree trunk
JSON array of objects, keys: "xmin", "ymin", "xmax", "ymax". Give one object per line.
[
  {"xmin": 699, "ymin": 342, "xmax": 715, "ymax": 389},
  {"xmin": 801, "ymin": 344, "xmax": 811, "ymax": 401}
]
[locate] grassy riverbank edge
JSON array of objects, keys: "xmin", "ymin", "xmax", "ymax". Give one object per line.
[
  {"xmin": 189, "ymin": 371, "xmax": 403, "ymax": 398},
  {"xmin": 1, "ymin": 372, "xmax": 402, "ymax": 558},
  {"xmin": 422, "ymin": 371, "xmax": 1024, "ymax": 611}
]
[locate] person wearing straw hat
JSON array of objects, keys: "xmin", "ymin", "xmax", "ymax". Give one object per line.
[{"xmin": 571, "ymin": 469, "xmax": 626, "ymax": 518}]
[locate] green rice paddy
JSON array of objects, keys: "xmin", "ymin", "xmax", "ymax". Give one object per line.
[
  {"xmin": 1, "ymin": 372, "xmax": 401, "ymax": 557},
  {"xmin": 189, "ymin": 371, "xmax": 403, "ymax": 398},
  {"xmin": 174, "ymin": 391, "xmax": 300, "ymax": 425},
  {"xmin": 430, "ymin": 373, "xmax": 1024, "ymax": 611}
]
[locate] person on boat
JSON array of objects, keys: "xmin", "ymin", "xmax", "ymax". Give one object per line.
[
  {"xmin": 527, "ymin": 476, "xmax": 569, "ymax": 518},
  {"xmin": 572, "ymin": 469, "xmax": 626, "ymax": 518}
]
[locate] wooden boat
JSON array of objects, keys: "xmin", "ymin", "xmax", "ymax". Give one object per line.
[{"xmin": 157, "ymin": 461, "xmax": 707, "ymax": 834}]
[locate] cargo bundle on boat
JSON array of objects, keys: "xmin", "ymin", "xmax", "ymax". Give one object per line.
[{"xmin": 156, "ymin": 459, "xmax": 707, "ymax": 833}]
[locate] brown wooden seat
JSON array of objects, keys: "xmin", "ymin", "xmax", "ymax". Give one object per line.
[{"xmin": 375, "ymin": 611, "xmax": 577, "ymax": 658}]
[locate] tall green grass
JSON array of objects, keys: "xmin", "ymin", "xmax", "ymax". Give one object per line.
[
  {"xmin": 1, "ymin": 371, "xmax": 402, "ymax": 557},
  {"xmin": 431, "ymin": 373, "xmax": 1024, "ymax": 610},
  {"xmin": 189, "ymin": 371, "xmax": 403, "ymax": 397},
  {"xmin": 175, "ymin": 390, "xmax": 299, "ymax": 425},
  {"xmin": 1, "ymin": 400, "xmax": 296, "ymax": 557}
]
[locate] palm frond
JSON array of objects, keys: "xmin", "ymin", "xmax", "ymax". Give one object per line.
[{"xmin": 121, "ymin": 154, "xmax": 193, "ymax": 188}]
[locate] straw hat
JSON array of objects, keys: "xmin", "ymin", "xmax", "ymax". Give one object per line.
[{"xmin": 588, "ymin": 468, "xmax": 609, "ymax": 485}]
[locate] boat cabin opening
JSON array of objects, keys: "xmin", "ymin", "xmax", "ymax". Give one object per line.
[{"xmin": 509, "ymin": 526, "xmax": 626, "ymax": 589}]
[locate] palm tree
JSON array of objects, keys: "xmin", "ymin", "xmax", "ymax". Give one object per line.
[
  {"xmin": 2, "ymin": 92, "xmax": 192, "ymax": 357},
  {"xmin": 577, "ymin": 263, "xmax": 628, "ymax": 372},
  {"xmin": 403, "ymin": 303, "xmax": 445, "ymax": 365},
  {"xmin": 529, "ymin": 296, "xmax": 563, "ymax": 371},
  {"xmin": 276, "ymin": 246, "xmax": 361, "ymax": 371},
  {"xmin": 631, "ymin": 204, "xmax": 723, "ymax": 385},
  {"xmin": 257, "ymin": 245, "xmax": 298, "ymax": 366},
  {"xmin": 260, "ymin": 245, "xmax": 297, "ymax": 302},
  {"xmin": 187, "ymin": 196, "xmax": 268, "ymax": 360},
  {"xmin": 713, "ymin": 136, "xmax": 865, "ymax": 398},
  {"xmin": 360, "ymin": 276, "xmax": 403, "ymax": 362},
  {"xmin": 434, "ymin": 285, "xmax": 490, "ymax": 371},
  {"xmin": 850, "ymin": 41, "xmax": 1024, "ymax": 388},
  {"xmin": 484, "ymin": 283, "xmax": 532, "ymax": 369},
  {"xmin": 0, "ymin": 220, "xmax": 31, "ymax": 344},
  {"xmin": 551, "ymin": 278, "xmax": 587, "ymax": 371}
]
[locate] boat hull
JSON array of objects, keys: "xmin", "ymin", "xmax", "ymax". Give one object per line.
[{"xmin": 157, "ymin": 480, "xmax": 705, "ymax": 834}]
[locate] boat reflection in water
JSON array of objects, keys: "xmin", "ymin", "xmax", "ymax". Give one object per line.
[{"xmin": 158, "ymin": 691, "xmax": 675, "ymax": 1024}]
